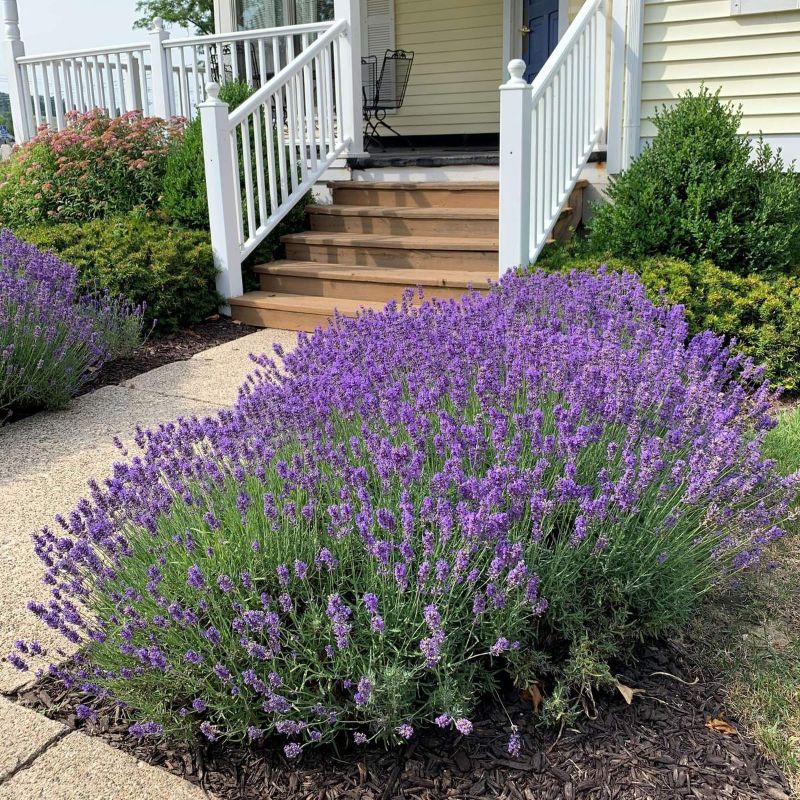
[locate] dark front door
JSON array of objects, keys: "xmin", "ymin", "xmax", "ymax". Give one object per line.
[{"xmin": 522, "ymin": 0, "xmax": 559, "ymax": 83}]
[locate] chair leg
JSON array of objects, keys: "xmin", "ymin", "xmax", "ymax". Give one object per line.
[{"xmin": 375, "ymin": 118, "xmax": 415, "ymax": 151}]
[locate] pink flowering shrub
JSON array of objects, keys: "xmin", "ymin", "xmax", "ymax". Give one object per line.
[
  {"xmin": 0, "ymin": 110, "xmax": 183, "ymax": 226},
  {"xmin": 10, "ymin": 270, "xmax": 797, "ymax": 756}
]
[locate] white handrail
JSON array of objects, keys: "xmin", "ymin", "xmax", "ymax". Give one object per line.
[
  {"xmin": 16, "ymin": 41, "xmax": 149, "ymax": 64},
  {"xmin": 498, "ymin": 0, "xmax": 607, "ymax": 274},
  {"xmin": 162, "ymin": 21, "xmax": 333, "ymax": 48}
]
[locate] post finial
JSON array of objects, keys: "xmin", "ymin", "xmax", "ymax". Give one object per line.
[
  {"xmin": 2, "ymin": 0, "xmax": 21, "ymax": 41},
  {"xmin": 506, "ymin": 59, "xmax": 528, "ymax": 86},
  {"xmin": 205, "ymin": 82, "xmax": 221, "ymax": 100},
  {"xmin": 152, "ymin": 16, "xmax": 164, "ymax": 31}
]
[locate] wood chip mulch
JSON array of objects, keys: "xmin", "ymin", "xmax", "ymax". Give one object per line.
[
  {"xmin": 11, "ymin": 642, "xmax": 793, "ymax": 800},
  {"xmin": 81, "ymin": 315, "xmax": 261, "ymax": 395}
]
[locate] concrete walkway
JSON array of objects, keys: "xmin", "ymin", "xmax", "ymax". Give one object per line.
[{"xmin": 0, "ymin": 328, "xmax": 297, "ymax": 799}]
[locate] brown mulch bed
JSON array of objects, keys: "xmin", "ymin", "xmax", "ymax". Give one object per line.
[
  {"xmin": 2, "ymin": 316, "xmax": 260, "ymax": 426},
  {"xmin": 11, "ymin": 643, "xmax": 792, "ymax": 800},
  {"xmin": 80, "ymin": 315, "xmax": 261, "ymax": 394}
]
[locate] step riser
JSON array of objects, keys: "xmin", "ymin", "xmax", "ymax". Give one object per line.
[
  {"xmin": 259, "ymin": 274, "xmax": 491, "ymax": 302},
  {"xmin": 285, "ymin": 242, "xmax": 497, "ymax": 271},
  {"xmin": 231, "ymin": 304, "xmax": 340, "ymax": 332},
  {"xmin": 331, "ymin": 187, "xmax": 499, "ymax": 209},
  {"xmin": 309, "ymin": 213, "xmax": 498, "ymax": 238}
]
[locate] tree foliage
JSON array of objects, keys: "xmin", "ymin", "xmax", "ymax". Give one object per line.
[{"xmin": 133, "ymin": 0, "xmax": 214, "ymax": 35}]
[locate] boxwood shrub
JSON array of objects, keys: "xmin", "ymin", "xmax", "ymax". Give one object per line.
[
  {"xmin": 12, "ymin": 271, "xmax": 795, "ymax": 756},
  {"xmin": 587, "ymin": 87, "xmax": 800, "ymax": 277},
  {"xmin": 534, "ymin": 254, "xmax": 800, "ymax": 392},
  {"xmin": 16, "ymin": 214, "xmax": 219, "ymax": 331}
]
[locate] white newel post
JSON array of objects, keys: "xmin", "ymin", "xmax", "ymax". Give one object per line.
[
  {"xmin": 333, "ymin": 0, "xmax": 365, "ymax": 156},
  {"xmin": 498, "ymin": 59, "xmax": 532, "ymax": 277},
  {"xmin": 1, "ymin": 0, "xmax": 31, "ymax": 142},
  {"xmin": 148, "ymin": 17, "xmax": 172, "ymax": 118},
  {"xmin": 199, "ymin": 82, "xmax": 243, "ymax": 305}
]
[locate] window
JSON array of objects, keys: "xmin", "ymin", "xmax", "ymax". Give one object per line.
[
  {"xmin": 731, "ymin": 0, "xmax": 799, "ymax": 14},
  {"xmin": 238, "ymin": 0, "xmax": 334, "ymax": 29}
]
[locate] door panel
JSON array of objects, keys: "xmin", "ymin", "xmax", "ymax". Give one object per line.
[{"xmin": 522, "ymin": 0, "xmax": 559, "ymax": 83}]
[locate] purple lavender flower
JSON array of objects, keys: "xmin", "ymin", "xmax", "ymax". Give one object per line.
[
  {"xmin": 75, "ymin": 704, "xmax": 97, "ymax": 722},
  {"xmin": 397, "ymin": 723, "xmax": 414, "ymax": 740},
  {"xmin": 353, "ymin": 732, "xmax": 368, "ymax": 745},
  {"xmin": 508, "ymin": 731, "xmax": 522, "ymax": 757},
  {"xmin": 187, "ymin": 564, "xmax": 205, "ymax": 590},
  {"xmin": 284, "ymin": 742, "xmax": 302, "ymax": 759},
  {"xmin": 454, "ymin": 719, "xmax": 473, "ymax": 736}
]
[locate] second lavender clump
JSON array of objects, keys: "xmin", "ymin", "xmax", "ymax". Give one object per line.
[
  {"xmin": 0, "ymin": 229, "xmax": 144, "ymax": 413},
  {"xmin": 17, "ymin": 269, "xmax": 796, "ymax": 756}
]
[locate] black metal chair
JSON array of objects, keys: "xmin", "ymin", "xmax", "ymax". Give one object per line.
[{"xmin": 362, "ymin": 49, "xmax": 414, "ymax": 150}]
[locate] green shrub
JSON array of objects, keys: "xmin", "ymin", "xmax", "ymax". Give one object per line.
[
  {"xmin": 588, "ymin": 87, "xmax": 800, "ymax": 276},
  {"xmin": 17, "ymin": 214, "xmax": 219, "ymax": 331},
  {"xmin": 0, "ymin": 110, "xmax": 182, "ymax": 227},
  {"xmin": 533, "ymin": 255, "xmax": 800, "ymax": 391},
  {"xmin": 161, "ymin": 82, "xmax": 253, "ymax": 229}
]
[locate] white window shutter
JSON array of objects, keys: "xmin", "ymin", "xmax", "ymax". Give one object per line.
[{"xmin": 363, "ymin": 0, "xmax": 395, "ymax": 60}]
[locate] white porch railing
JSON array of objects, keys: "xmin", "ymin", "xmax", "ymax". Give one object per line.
[
  {"xmin": 2, "ymin": 9, "xmax": 335, "ymax": 140},
  {"xmin": 199, "ymin": 17, "xmax": 356, "ymax": 301},
  {"xmin": 498, "ymin": 0, "xmax": 607, "ymax": 275}
]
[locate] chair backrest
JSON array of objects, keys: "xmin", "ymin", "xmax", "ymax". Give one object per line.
[
  {"xmin": 375, "ymin": 49, "xmax": 414, "ymax": 111},
  {"xmin": 361, "ymin": 55, "xmax": 378, "ymax": 111}
]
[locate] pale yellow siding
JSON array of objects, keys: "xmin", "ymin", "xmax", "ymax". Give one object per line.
[
  {"xmin": 389, "ymin": 0, "xmax": 504, "ymax": 136},
  {"xmin": 640, "ymin": 0, "xmax": 800, "ymax": 139}
]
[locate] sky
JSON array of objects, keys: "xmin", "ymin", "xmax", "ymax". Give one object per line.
[{"xmin": 0, "ymin": 0, "xmax": 192, "ymax": 91}]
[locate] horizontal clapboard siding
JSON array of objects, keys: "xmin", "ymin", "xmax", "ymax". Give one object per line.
[
  {"xmin": 641, "ymin": 0, "xmax": 800, "ymax": 139},
  {"xmin": 388, "ymin": 0, "xmax": 504, "ymax": 136}
]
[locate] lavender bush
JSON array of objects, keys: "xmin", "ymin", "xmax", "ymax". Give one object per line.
[
  {"xmin": 0, "ymin": 229, "xmax": 144, "ymax": 413},
  {"xmin": 11, "ymin": 270, "xmax": 796, "ymax": 756}
]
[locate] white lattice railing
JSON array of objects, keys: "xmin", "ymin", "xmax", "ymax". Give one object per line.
[
  {"xmin": 3, "ymin": 15, "xmax": 337, "ymax": 139},
  {"xmin": 199, "ymin": 16, "xmax": 358, "ymax": 301},
  {"xmin": 498, "ymin": 0, "xmax": 607, "ymax": 275}
]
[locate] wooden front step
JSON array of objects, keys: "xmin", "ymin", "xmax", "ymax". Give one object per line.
[
  {"xmin": 228, "ymin": 292, "xmax": 387, "ymax": 332},
  {"xmin": 307, "ymin": 205, "xmax": 499, "ymax": 238},
  {"xmin": 256, "ymin": 262, "xmax": 494, "ymax": 303},
  {"xmin": 230, "ymin": 178, "xmax": 590, "ymax": 332},
  {"xmin": 282, "ymin": 232, "xmax": 498, "ymax": 271},
  {"xmin": 329, "ymin": 180, "xmax": 499, "ymax": 209}
]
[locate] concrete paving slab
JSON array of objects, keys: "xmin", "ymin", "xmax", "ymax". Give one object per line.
[
  {"xmin": 190, "ymin": 327, "xmax": 298, "ymax": 364},
  {"xmin": 0, "ymin": 732, "xmax": 212, "ymax": 800},
  {"xmin": 122, "ymin": 328, "xmax": 298, "ymax": 405},
  {"xmin": 0, "ymin": 386, "xmax": 221, "ymax": 486},
  {"xmin": 0, "ymin": 697, "xmax": 67, "ymax": 782},
  {"xmin": 0, "ymin": 540, "xmax": 76, "ymax": 692}
]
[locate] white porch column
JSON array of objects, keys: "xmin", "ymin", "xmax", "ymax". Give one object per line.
[
  {"xmin": 1, "ymin": 0, "xmax": 31, "ymax": 141},
  {"xmin": 498, "ymin": 59, "xmax": 532, "ymax": 277},
  {"xmin": 148, "ymin": 18, "xmax": 173, "ymax": 118},
  {"xmin": 333, "ymin": 0, "xmax": 366, "ymax": 156},
  {"xmin": 199, "ymin": 82, "xmax": 244, "ymax": 304}
]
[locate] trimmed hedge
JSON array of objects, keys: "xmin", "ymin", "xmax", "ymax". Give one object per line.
[
  {"xmin": 533, "ymin": 255, "xmax": 800, "ymax": 392},
  {"xmin": 17, "ymin": 214, "xmax": 219, "ymax": 331}
]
